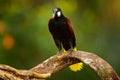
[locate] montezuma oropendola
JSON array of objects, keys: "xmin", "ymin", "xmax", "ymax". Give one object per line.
[{"xmin": 48, "ymin": 8, "xmax": 83, "ymax": 72}]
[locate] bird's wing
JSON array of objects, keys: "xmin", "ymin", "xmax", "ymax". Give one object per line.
[
  {"xmin": 48, "ymin": 19, "xmax": 62, "ymax": 51},
  {"xmin": 66, "ymin": 18, "xmax": 75, "ymax": 37},
  {"xmin": 53, "ymin": 36, "xmax": 62, "ymax": 51},
  {"xmin": 48, "ymin": 19, "xmax": 54, "ymax": 34},
  {"xmin": 66, "ymin": 18, "xmax": 76, "ymax": 48}
]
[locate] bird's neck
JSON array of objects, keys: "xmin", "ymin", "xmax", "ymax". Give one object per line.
[{"xmin": 54, "ymin": 15, "xmax": 65, "ymax": 19}]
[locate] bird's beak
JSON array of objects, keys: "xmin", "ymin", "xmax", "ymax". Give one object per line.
[{"xmin": 52, "ymin": 14, "xmax": 55, "ymax": 19}]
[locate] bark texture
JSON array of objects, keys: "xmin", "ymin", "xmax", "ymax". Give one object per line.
[{"xmin": 0, "ymin": 51, "xmax": 119, "ymax": 80}]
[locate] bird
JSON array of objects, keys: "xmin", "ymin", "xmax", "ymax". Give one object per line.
[{"xmin": 48, "ymin": 8, "xmax": 83, "ymax": 72}]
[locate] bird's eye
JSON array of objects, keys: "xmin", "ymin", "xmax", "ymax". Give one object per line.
[{"xmin": 57, "ymin": 11, "xmax": 61, "ymax": 17}]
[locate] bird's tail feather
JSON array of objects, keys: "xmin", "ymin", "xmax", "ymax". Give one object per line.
[{"xmin": 69, "ymin": 62, "xmax": 83, "ymax": 72}]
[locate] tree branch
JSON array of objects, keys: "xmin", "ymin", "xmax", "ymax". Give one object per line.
[{"xmin": 0, "ymin": 51, "xmax": 119, "ymax": 80}]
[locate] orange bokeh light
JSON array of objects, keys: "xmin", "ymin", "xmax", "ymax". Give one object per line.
[{"xmin": 2, "ymin": 34, "xmax": 15, "ymax": 50}]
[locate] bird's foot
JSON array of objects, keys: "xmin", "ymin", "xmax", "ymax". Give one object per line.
[
  {"xmin": 56, "ymin": 51, "xmax": 60, "ymax": 54},
  {"xmin": 56, "ymin": 50, "xmax": 62, "ymax": 54}
]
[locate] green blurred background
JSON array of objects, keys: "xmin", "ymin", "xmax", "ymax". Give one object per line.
[{"xmin": 0, "ymin": 0, "xmax": 120, "ymax": 80}]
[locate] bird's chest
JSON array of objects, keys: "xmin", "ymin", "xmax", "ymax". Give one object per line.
[
  {"xmin": 53, "ymin": 20, "xmax": 65, "ymax": 31},
  {"xmin": 52, "ymin": 20, "xmax": 70, "ymax": 39}
]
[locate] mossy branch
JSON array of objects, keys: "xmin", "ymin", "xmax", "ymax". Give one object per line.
[{"xmin": 0, "ymin": 51, "xmax": 119, "ymax": 80}]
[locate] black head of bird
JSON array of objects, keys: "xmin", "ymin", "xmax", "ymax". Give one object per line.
[{"xmin": 52, "ymin": 8, "xmax": 64, "ymax": 18}]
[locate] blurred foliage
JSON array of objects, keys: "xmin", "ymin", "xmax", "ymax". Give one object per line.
[{"xmin": 0, "ymin": 0, "xmax": 120, "ymax": 80}]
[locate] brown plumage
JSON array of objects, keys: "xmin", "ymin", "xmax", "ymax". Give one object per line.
[
  {"xmin": 48, "ymin": 8, "xmax": 76, "ymax": 51},
  {"xmin": 48, "ymin": 8, "xmax": 83, "ymax": 72}
]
